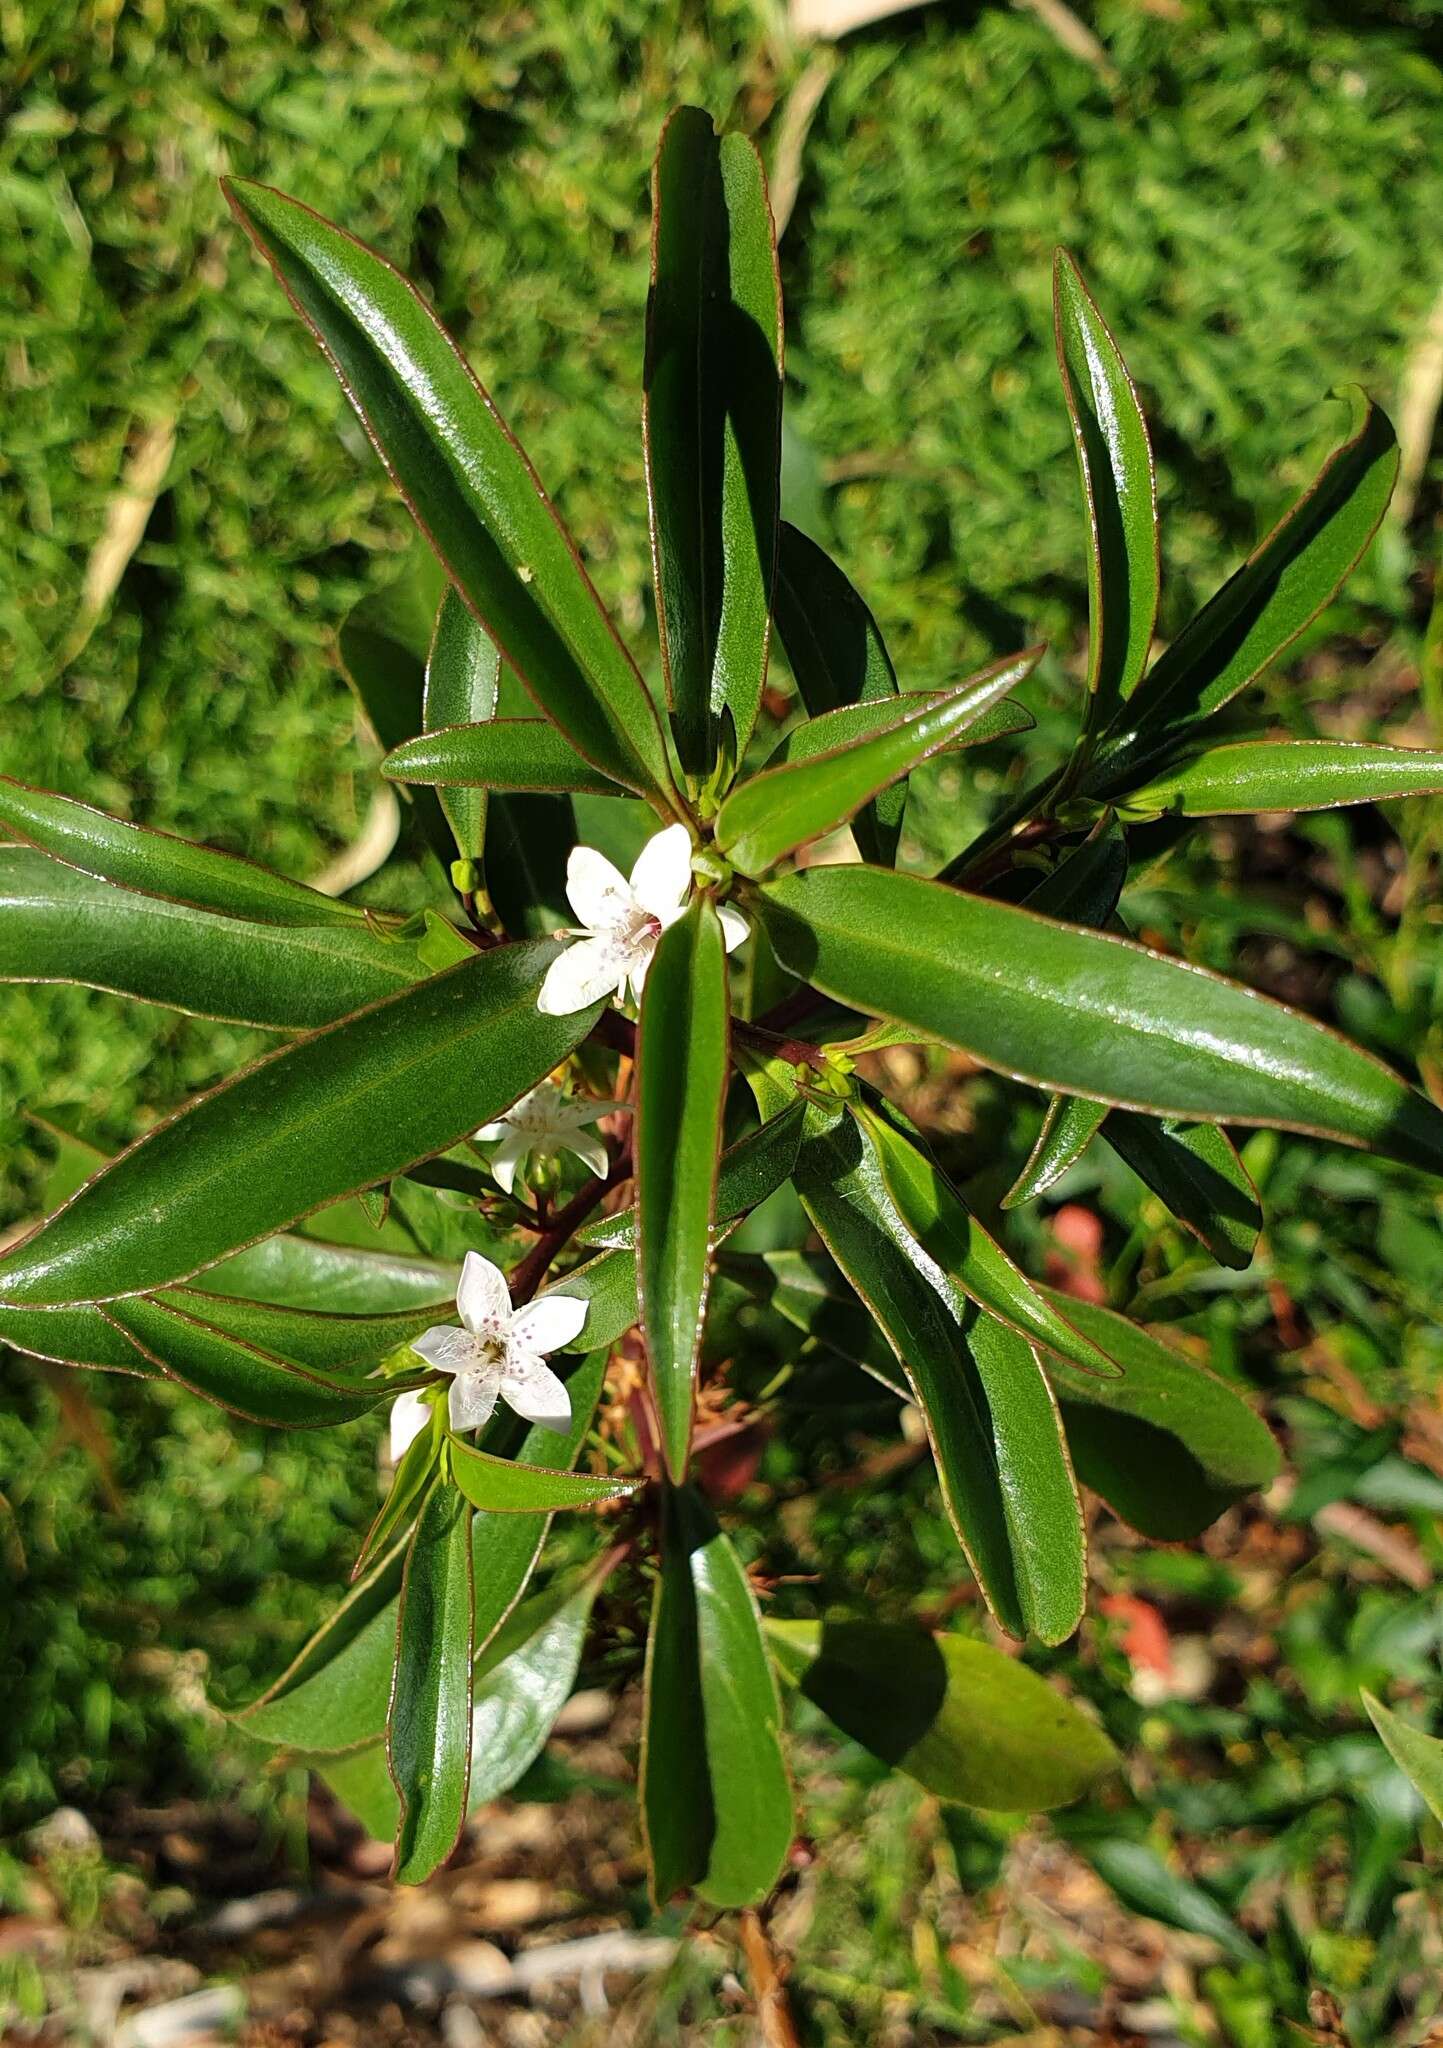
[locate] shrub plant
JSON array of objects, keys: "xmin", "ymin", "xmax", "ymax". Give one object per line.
[{"xmin": 4, "ymin": 107, "xmax": 1441, "ymax": 1902}]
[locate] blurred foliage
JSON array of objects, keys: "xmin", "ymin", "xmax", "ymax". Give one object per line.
[{"xmin": 4, "ymin": 0, "xmax": 1443, "ymax": 2037}]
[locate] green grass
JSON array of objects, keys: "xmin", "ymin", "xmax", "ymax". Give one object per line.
[{"xmin": 4, "ymin": 1, "xmax": 1443, "ymax": 2038}]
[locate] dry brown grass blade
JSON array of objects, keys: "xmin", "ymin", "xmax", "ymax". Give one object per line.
[{"xmin": 56, "ymin": 415, "xmax": 176, "ymax": 670}]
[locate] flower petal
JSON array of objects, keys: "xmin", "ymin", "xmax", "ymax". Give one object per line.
[
  {"xmin": 499, "ymin": 1349, "xmax": 573, "ymax": 1430},
  {"xmin": 389, "ymin": 1389, "xmax": 431, "ymax": 1463},
  {"xmin": 456, "ymin": 1249, "xmax": 510, "ymax": 1334},
  {"xmin": 558, "ymin": 1130, "xmax": 609, "ymax": 1181},
  {"xmin": 449, "ymin": 1368, "xmax": 501, "ymax": 1435},
  {"xmin": 565, "ymin": 844, "xmax": 633, "ymax": 934},
  {"xmin": 548, "ymin": 1096, "xmax": 630, "ymax": 1130},
  {"xmin": 718, "ymin": 902, "xmax": 749, "ymax": 954},
  {"xmin": 410, "ymin": 1325, "xmax": 476, "ymax": 1374},
  {"xmin": 629, "ymin": 822, "xmax": 694, "ymax": 923},
  {"xmin": 488, "ymin": 1133, "xmax": 527, "ymax": 1197},
  {"xmin": 537, "ymin": 938, "xmax": 625, "ymax": 1017},
  {"xmin": 511, "ymin": 1291, "xmax": 589, "ymax": 1355},
  {"xmin": 474, "ymin": 1118, "xmax": 510, "ymax": 1142}
]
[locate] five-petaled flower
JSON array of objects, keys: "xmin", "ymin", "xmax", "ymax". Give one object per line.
[
  {"xmin": 536, "ymin": 822, "xmax": 747, "ymax": 1016},
  {"xmin": 474, "ymin": 1079, "xmax": 628, "ymax": 1196},
  {"xmin": 408, "ymin": 1250, "xmax": 585, "ymax": 1434}
]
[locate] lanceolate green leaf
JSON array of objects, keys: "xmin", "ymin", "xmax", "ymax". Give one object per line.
[
  {"xmin": 715, "ymin": 648, "xmax": 1042, "ymax": 877},
  {"xmin": 102, "ymin": 1293, "xmax": 391, "ymax": 1428},
  {"xmin": 324, "ymin": 1555, "xmax": 616, "ymax": 1840},
  {"xmin": 354, "ymin": 1421, "xmax": 439, "ymax": 1582},
  {"xmin": 858, "ymin": 1102, "xmax": 1124, "ymax": 1382},
  {"xmin": 1054, "ymin": 251, "xmax": 1159, "ymax": 715},
  {"xmin": 1002, "ymin": 822, "xmax": 1127, "ymax": 1207},
  {"xmin": 1038, "ymin": 1292, "xmax": 1280, "ymax": 1539},
  {"xmin": 1362, "ymin": 1692, "xmax": 1443, "ymax": 1827},
  {"xmin": 641, "ymin": 1485, "xmax": 792, "ymax": 1907},
  {"xmin": 0, "ymin": 1302, "xmax": 156, "ymax": 1375},
  {"xmin": 759, "ymin": 866, "xmax": 1443, "ymax": 1174},
  {"xmin": 162, "ymin": 1289, "xmax": 451, "ymax": 1372},
  {"xmin": 389, "ymin": 1481, "xmax": 476, "ymax": 1883},
  {"xmin": 577, "ymin": 1098, "xmax": 805, "ymax": 1253},
  {"xmin": 762, "ymin": 692, "xmax": 1033, "ymax": 773},
  {"xmin": 226, "ymin": 179, "xmax": 674, "ymax": 802},
  {"xmin": 637, "ymin": 898, "xmax": 729, "ymax": 1481},
  {"xmin": 772, "ymin": 521, "xmax": 903, "ymax": 865},
  {"xmin": 197, "ymin": 1235, "xmax": 456, "ymax": 1313},
  {"xmin": 0, "ymin": 776, "xmax": 374, "ymax": 928},
  {"xmin": 238, "ymin": 1353, "xmax": 609, "ymax": 1757},
  {"xmin": 422, "ymin": 586, "xmax": 501, "ymax": 861},
  {"xmin": 385, "ymin": 720, "xmax": 627, "ymax": 797},
  {"xmin": 766, "ymin": 1618, "xmax": 1116, "ymax": 1811},
  {"xmin": 645, "ymin": 107, "xmax": 783, "ymax": 769},
  {"xmin": 1005, "ymin": 1095, "xmax": 1106, "ymax": 1209},
  {"xmin": 1090, "ymin": 393, "xmax": 1399, "ymax": 793},
  {"xmin": 787, "ymin": 1106, "xmax": 1025, "ymax": 1637},
  {"xmin": 337, "ymin": 554, "xmax": 455, "ymax": 871},
  {"xmin": 0, "ymin": 849, "xmax": 432, "ymax": 1031},
  {"xmin": 1103, "ymin": 1113, "xmax": 1262, "ymax": 1269},
  {"xmin": 1119, "ymin": 738, "xmax": 1443, "ymax": 818},
  {"xmin": 447, "ymin": 1436, "xmax": 638, "ymax": 1514},
  {"xmin": 0, "ymin": 943, "xmax": 599, "ymax": 1307},
  {"xmin": 29, "ymin": 1124, "xmax": 459, "ymax": 1314}
]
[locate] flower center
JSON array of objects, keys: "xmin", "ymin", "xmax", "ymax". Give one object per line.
[{"xmin": 469, "ymin": 1333, "xmax": 508, "ymax": 1374}]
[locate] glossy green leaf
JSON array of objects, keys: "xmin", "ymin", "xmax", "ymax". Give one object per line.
[
  {"xmin": 1001, "ymin": 823, "xmax": 1127, "ymax": 1207},
  {"xmin": 389, "ymin": 1480, "xmax": 476, "ymax": 1883},
  {"xmin": 641, "ymin": 1485, "xmax": 792, "ymax": 1907},
  {"xmin": 1054, "ymin": 252, "xmax": 1158, "ymax": 714},
  {"xmin": 1023, "ymin": 815, "xmax": 1129, "ymax": 927},
  {"xmin": 0, "ymin": 1301, "xmax": 156, "ymax": 1375},
  {"xmin": 0, "ymin": 849, "xmax": 433, "ymax": 1030},
  {"xmin": 858, "ymin": 1101, "xmax": 1124, "ymax": 1383},
  {"xmin": 716, "ymin": 648, "xmax": 1042, "ymax": 877},
  {"xmin": 762, "ymin": 691, "xmax": 1033, "ymax": 775},
  {"xmin": 384, "ymin": 719, "xmax": 626, "ymax": 796},
  {"xmin": 1119, "ymin": 737, "xmax": 1443, "ymax": 818},
  {"xmin": 167, "ymin": 1289, "xmax": 450, "ymax": 1371},
  {"xmin": 422, "ymin": 586, "xmax": 500, "ymax": 862},
  {"xmin": 786, "ymin": 1106, "xmax": 1025, "ymax": 1636},
  {"xmin": 772, "ymin": 521, "xmax": 903, "ymax": 865},
  {"xmin": 102, "ymin": 1293, "xmax": 388, "ymax": 1428},
  {"xmin": 1004, "ymin": 1095, "xmax": 1107, "ymax": 1209},
  {"xmin": 1090, "ymin": 393, "xmax": 1399, "ymax": 793},
  {"xmin": 238, "ymin": 1352, "xmax": 609, "ymax": 1757},
  {"xmin": 0, "ymin": 942, "xmax": 599, "ymax": 1306},
  {"xmin": 447, "ymin": 1435, "xmax": 638, "ymax": 1514},
  {"xmin": 227, "ymin": 179, "xmax": 674, "ymax": 801},
  {"xmin": 1038, "ymin": 1292, "xmax": 1280, "ymax": 1539},
  {"xmin": 645, "ymin": 107, "xmax": 783, "ymax": 769},
  {"xmin": 750, "ymin": 1247, "xmax": 906, "ymax": 1389},
  {"xmin": 759, "ymin": 866, "xmax": 1443, "ymax": 1174},
  {"xmin": 1362, "ymin": 1691, "xmax": 1443, "ymax": 1827},
  {"xmin": 766, "ymin": 1618, "xmax": 1116, "ymax": 1810},
  {"xmin": 353, "ymin": 1419, "xmax": 440, "ymax": 1582},
  {"xmin": 637, "ymin": 897, "xmax": 729, "ymax": 1480},
  {"xmin": 1103, "ymin": 1113, "xmax": 1262, "ymax": 1269},
  {"xmin": 324, "ymin": 1556, "xmax": 612, "ymax": 1840},
  {"xmin": 28, "ymin": 1123, "xmax": 459, "ymax": 1315},
  {"xmin": 578, "ymin": 1097, "xmax": 805, "ymax": 1253},
  {"xmin": 199, "ymin": 1234, "xmax": 456, "ymax": 1313},
  {"xmin": 0, "ymin": 775, "xmax": 373, "ymax": 928}
]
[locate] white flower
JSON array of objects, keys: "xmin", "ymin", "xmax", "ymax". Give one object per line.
[
  {"xmin": 536, "ymin": 822, "xmax": 748, "ymax": 1016},
  {"xmin": 388, "ymin": 1388, "xmax": 432, "ymax": 1463},
  {"xmin": 409, "ymin": 1250, "xmax": 586, "ymax": 1434},
  {"xmin": 474, "ymin": 1080, "xmax": 628, "ymax": 1196}
]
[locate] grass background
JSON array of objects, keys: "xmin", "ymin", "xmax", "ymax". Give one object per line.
[{"xmin": 4, "ymin": 0, "xmax": 1443, "ymax": 2038}]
